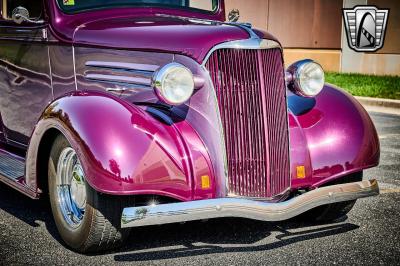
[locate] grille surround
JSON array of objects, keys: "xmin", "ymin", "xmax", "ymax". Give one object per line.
[{"xmin": 205, "ymin": 47, "xmax": 291, "ymax": 200}]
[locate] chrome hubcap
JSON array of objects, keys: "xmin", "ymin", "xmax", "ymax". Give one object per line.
[{"xmin": 56, "ymin": 147, "xmax": 86, "ymax": 228}]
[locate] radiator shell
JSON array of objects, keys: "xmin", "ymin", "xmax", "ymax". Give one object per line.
[{"xmin": 205, "ymin": 48, "xmax": 291, "ymax": 199}]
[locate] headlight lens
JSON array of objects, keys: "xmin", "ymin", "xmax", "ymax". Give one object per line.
[
  {"xmin": 287, "ymin": 60, "xmax": 325, "ymax": 97},
  {"xmin": 152, "ymin": 63, "xmax": 195, "ymax": 105}
]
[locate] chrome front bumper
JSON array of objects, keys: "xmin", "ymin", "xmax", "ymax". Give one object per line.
[{"xmin": 121, "ymin": 179, "xmax": 379, "ymax": 228}]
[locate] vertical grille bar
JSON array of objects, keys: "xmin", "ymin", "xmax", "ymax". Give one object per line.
[{"xmin": 205, "ymin": 48, "xmax": 290, "ymax": 199}]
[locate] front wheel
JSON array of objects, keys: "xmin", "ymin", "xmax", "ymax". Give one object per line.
[
  {"xmin": 304, "ymin": 172, "xmax": 363, "ymax": 222},
  {"xmin": 48, "ymin": 134, "xmax": 130, "ymax": 253}
]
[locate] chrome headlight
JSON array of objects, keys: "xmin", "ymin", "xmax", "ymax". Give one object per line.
[
  {"xmin": 286, "ymin": 60, "xmax": 325, "ymax": 97},
  {"xmin": 152, "ymin": 63, "xmax": 195, "ymax": 105}
]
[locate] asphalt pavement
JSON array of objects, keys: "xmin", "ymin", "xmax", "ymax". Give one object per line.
[{"xmin": 1, "ymin": 112, "xmax": 399, "ymax": 265}]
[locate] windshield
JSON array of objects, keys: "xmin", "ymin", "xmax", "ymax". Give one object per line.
[{"xmin": 57, "ymin": 0, "xmax": 218, "ymax": 13}]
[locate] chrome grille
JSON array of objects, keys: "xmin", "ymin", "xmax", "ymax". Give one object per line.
[{"xmin": 205, "ymin": 48, "xmax": 290, "ymax": 199}]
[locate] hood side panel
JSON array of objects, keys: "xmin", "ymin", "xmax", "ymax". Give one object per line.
[{"xmin": 73, "ymin": 17, "xmax": 250, "ymax": 63}]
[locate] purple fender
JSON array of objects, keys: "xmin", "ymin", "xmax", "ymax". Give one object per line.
[
  {"xmin": 25, "ymin": 91, "xmax": 215, "ymax": 201},
  {"xmin": 288, "ymin": 84, "xmax": 380, "ymax": 189}
]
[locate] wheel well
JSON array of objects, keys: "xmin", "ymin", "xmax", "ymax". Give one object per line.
[
  {"xmin": 132, "ymin": 195, "xmax": 180, "ymax": 207},
  {"xmin": 35, "ymin": 129, "xmax": 183, "ymax": 205},
  {"xmin": 36, "ymin": 128, "xmax": 183, "ymax": 206},
  {"xmin": 36, "ymin": 128, "xmax": 62, "ymax": 196},
  {"xmin": 319, "ymin": 171, "xmax": 363, "ymax": 188}
]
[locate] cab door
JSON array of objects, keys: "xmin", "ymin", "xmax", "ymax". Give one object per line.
[{"xmin": 0, "ymin": 0, "xmax": 52, "ymax": 148}]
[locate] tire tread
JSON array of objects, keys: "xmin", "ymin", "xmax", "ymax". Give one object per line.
[
  {"xmin": 48, "ymin": 134, "xmax": 131, "ymax": 254},
  {"xmin": 81, "ymin": 191, "xmax": 130, "ymax": 253}
]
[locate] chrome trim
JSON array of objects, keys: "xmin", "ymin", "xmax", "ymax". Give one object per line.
[
  {"xmin": 200, "ymin": 31, "xmax": 283, "ymax": 197},
  {"xmin": 85, "ymin": 73, "xmax": 151, "ymax": 86},
  {"xmin": 42, "ymin": 28, "xmax": 48, "ymax": 40},
  {"xmin": 228, "ymin": 9, "xmax": 240, "ymax": 22},
  {"xmin": 202, "ymin": 39, "xmax": 282, "ymax": 66},
  {"xmin": 47, "ymin": 46, "xmax": 54, "ymax": 99},
  {"xmin": 105, "ymin": 85, "xmax": 152, "ymax": 93},
  {"xmin": 201, "ymin": 65, "xmax": 229, "ymax": 196},
  {"xmin": 227, "ymin": 187, "xmax": 291, "ymax": 202},
  {"xmin": 285, "ymin": 71, "xmax": 294, "ymax": 85},
  {"xmin": 84, "ymin": 60, "xmax": 158, "ymax": 89},
  {"xmin": 56, "ymin": 147, "xmax": 86, "ymax": 229},
  {"xmin": 121, "ymin": 180, "xmax": 379, "ymax": 228},
  {"xmin": 286, "ymin": 59, "xmax": 325, "ymax": 98},
  {"xmin": 72, "ymin": 46, "xmax": 78, "ymax": 91},
  {"xmin": 226, "ymin": 21, "xmax": 260, "ymax": 39},
  {"xmin": 151, "ymin": 62, "xmax": 195, "ymax": 106},
  {"xmin": 85, "ymin": 61, "xmax": 159, "ymax": 72}
]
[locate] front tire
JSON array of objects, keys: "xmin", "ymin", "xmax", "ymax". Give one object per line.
[
  {"xmin": 48, "ymin": 134, "xmax": 130, "ymax": 253},
  {"xmin": 304, "ymin": 172, "xmax": 363, "ymax": 222}
]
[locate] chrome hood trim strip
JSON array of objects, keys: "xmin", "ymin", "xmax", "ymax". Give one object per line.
[
  {"xmin": 202, "ymin": 39, "xmax": 282, "ymax": 66},
  {"xmin": 121, "ymin": 179, "xmax": 379, "ymax": 228},
  {"xmin": 85, "ymin": 73, "xmax": 151, "ymax": 86},
  {"xmin": 83, "ymin": 60, "xmax": 156, "ymax": 89},
  {"xmin": 85, "ymin": 61, "xmax": 159, "ymax": 72}
]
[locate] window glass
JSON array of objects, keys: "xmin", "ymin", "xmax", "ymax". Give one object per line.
[
  {"xmin": 4, "ymin": 0, "xmax": 43, "ymax": 20},
  {"xmin": 1, "ymin": 1, "xmax": 4, "ymax": 19},
  {"xmin": 57, "ymin": 0, "xmax": 218, "ymax": 14}
]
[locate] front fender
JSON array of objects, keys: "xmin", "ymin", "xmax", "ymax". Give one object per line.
[
  {"xmin": 288, "ymin": 84, "xmax": 380, "ymax": 189},
  {"xmin": 26, "ymin": 91, "xmax": 215, "ymax": 201}
]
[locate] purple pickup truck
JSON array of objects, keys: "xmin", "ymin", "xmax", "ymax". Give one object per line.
[{"xmin": 0, "ymin": 0, "xmax": 380, "ymax": 253}]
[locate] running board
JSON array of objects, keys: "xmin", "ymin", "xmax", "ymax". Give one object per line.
[
  {"xmin": 0, "ymin": 149, "xmax": 38, "ymax": 199},
  {"xmin": 0, "ymin": 149, "xmax": 25, "ymax": 180}
]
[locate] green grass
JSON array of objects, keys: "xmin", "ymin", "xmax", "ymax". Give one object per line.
[{"xmin": 325, "ymin": 72, "xmax": 400, "ymax": 100}]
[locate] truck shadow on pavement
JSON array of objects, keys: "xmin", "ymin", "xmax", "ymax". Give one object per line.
[
  {"xmin": 0, "ymin": 183, "xmax": 359, "ymax": 260},
  {"xmin": 0, "ymin": 183, "xmax": 64, "ymax": 243},
  {"xmin": 115, "ymin": 219, "xmax": 358, "ymax": 262}
]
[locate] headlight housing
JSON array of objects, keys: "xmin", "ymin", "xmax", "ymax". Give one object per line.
[
  {"xmin": 286, "ymin": 59, "xmax": 325, "ymax": 97},
  {"xmin": 152, "ymin": 63, "xmax": 195, "ymax": 105}
]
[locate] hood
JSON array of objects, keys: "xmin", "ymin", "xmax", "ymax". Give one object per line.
[{"xmin": 73, "ymin": 16, "xmax": 250, "ymax": 63}]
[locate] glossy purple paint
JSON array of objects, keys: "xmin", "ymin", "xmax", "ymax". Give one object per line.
[
  {"xmin": 45, "ymin": 1, "xmax": 226, "ymax": 39},
  {"xmin": 288, "ymin": 86, "xmax": 380, "ymax": 189},
  {"xmin": 26, "ymin": 90, "xmax": 216, "ymax": 201},
  {"xmin": 0, "ymin": 0, "xmax": 379, "ymax": 202},
  {"xmin": 0, "ymin": 27, "xmax": 52, "ymax": 146},
  {"xmin": 45, "ymin": 0, "xmax": 246, "ymax": 63},
  {"xmin": 73, "ymin": 16, "xmax": 250, "ymax": 63}
]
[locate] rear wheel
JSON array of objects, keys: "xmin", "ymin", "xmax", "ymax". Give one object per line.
[
  {"xmin": 48, "ymin": 134, "xmax": 130, "ymax": 253},
  {"xmin": 304, "ymin": 172, "xmax": 363, "ymax": 222}
]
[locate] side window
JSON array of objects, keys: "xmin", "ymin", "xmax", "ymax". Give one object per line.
[
  {"xmin": 190, "ymin": 1, "xmax": 214, "ymax": 11},
  {"xmin": 1, "ymin": 1, "xmax": 5, "ymax": 20},
  {"xmin": 2, "ymin": 0, "xmax": 43, "ymax": 20}
]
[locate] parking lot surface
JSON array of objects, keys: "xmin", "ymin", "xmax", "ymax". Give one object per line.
[{"xmin": 1, "ymin": 112, "xmax": 399, "ymax": 265}]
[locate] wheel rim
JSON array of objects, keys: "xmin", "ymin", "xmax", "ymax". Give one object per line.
[{"xmin": 56, "ymin": 147, "xmax": 87, "ymax": 229}]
